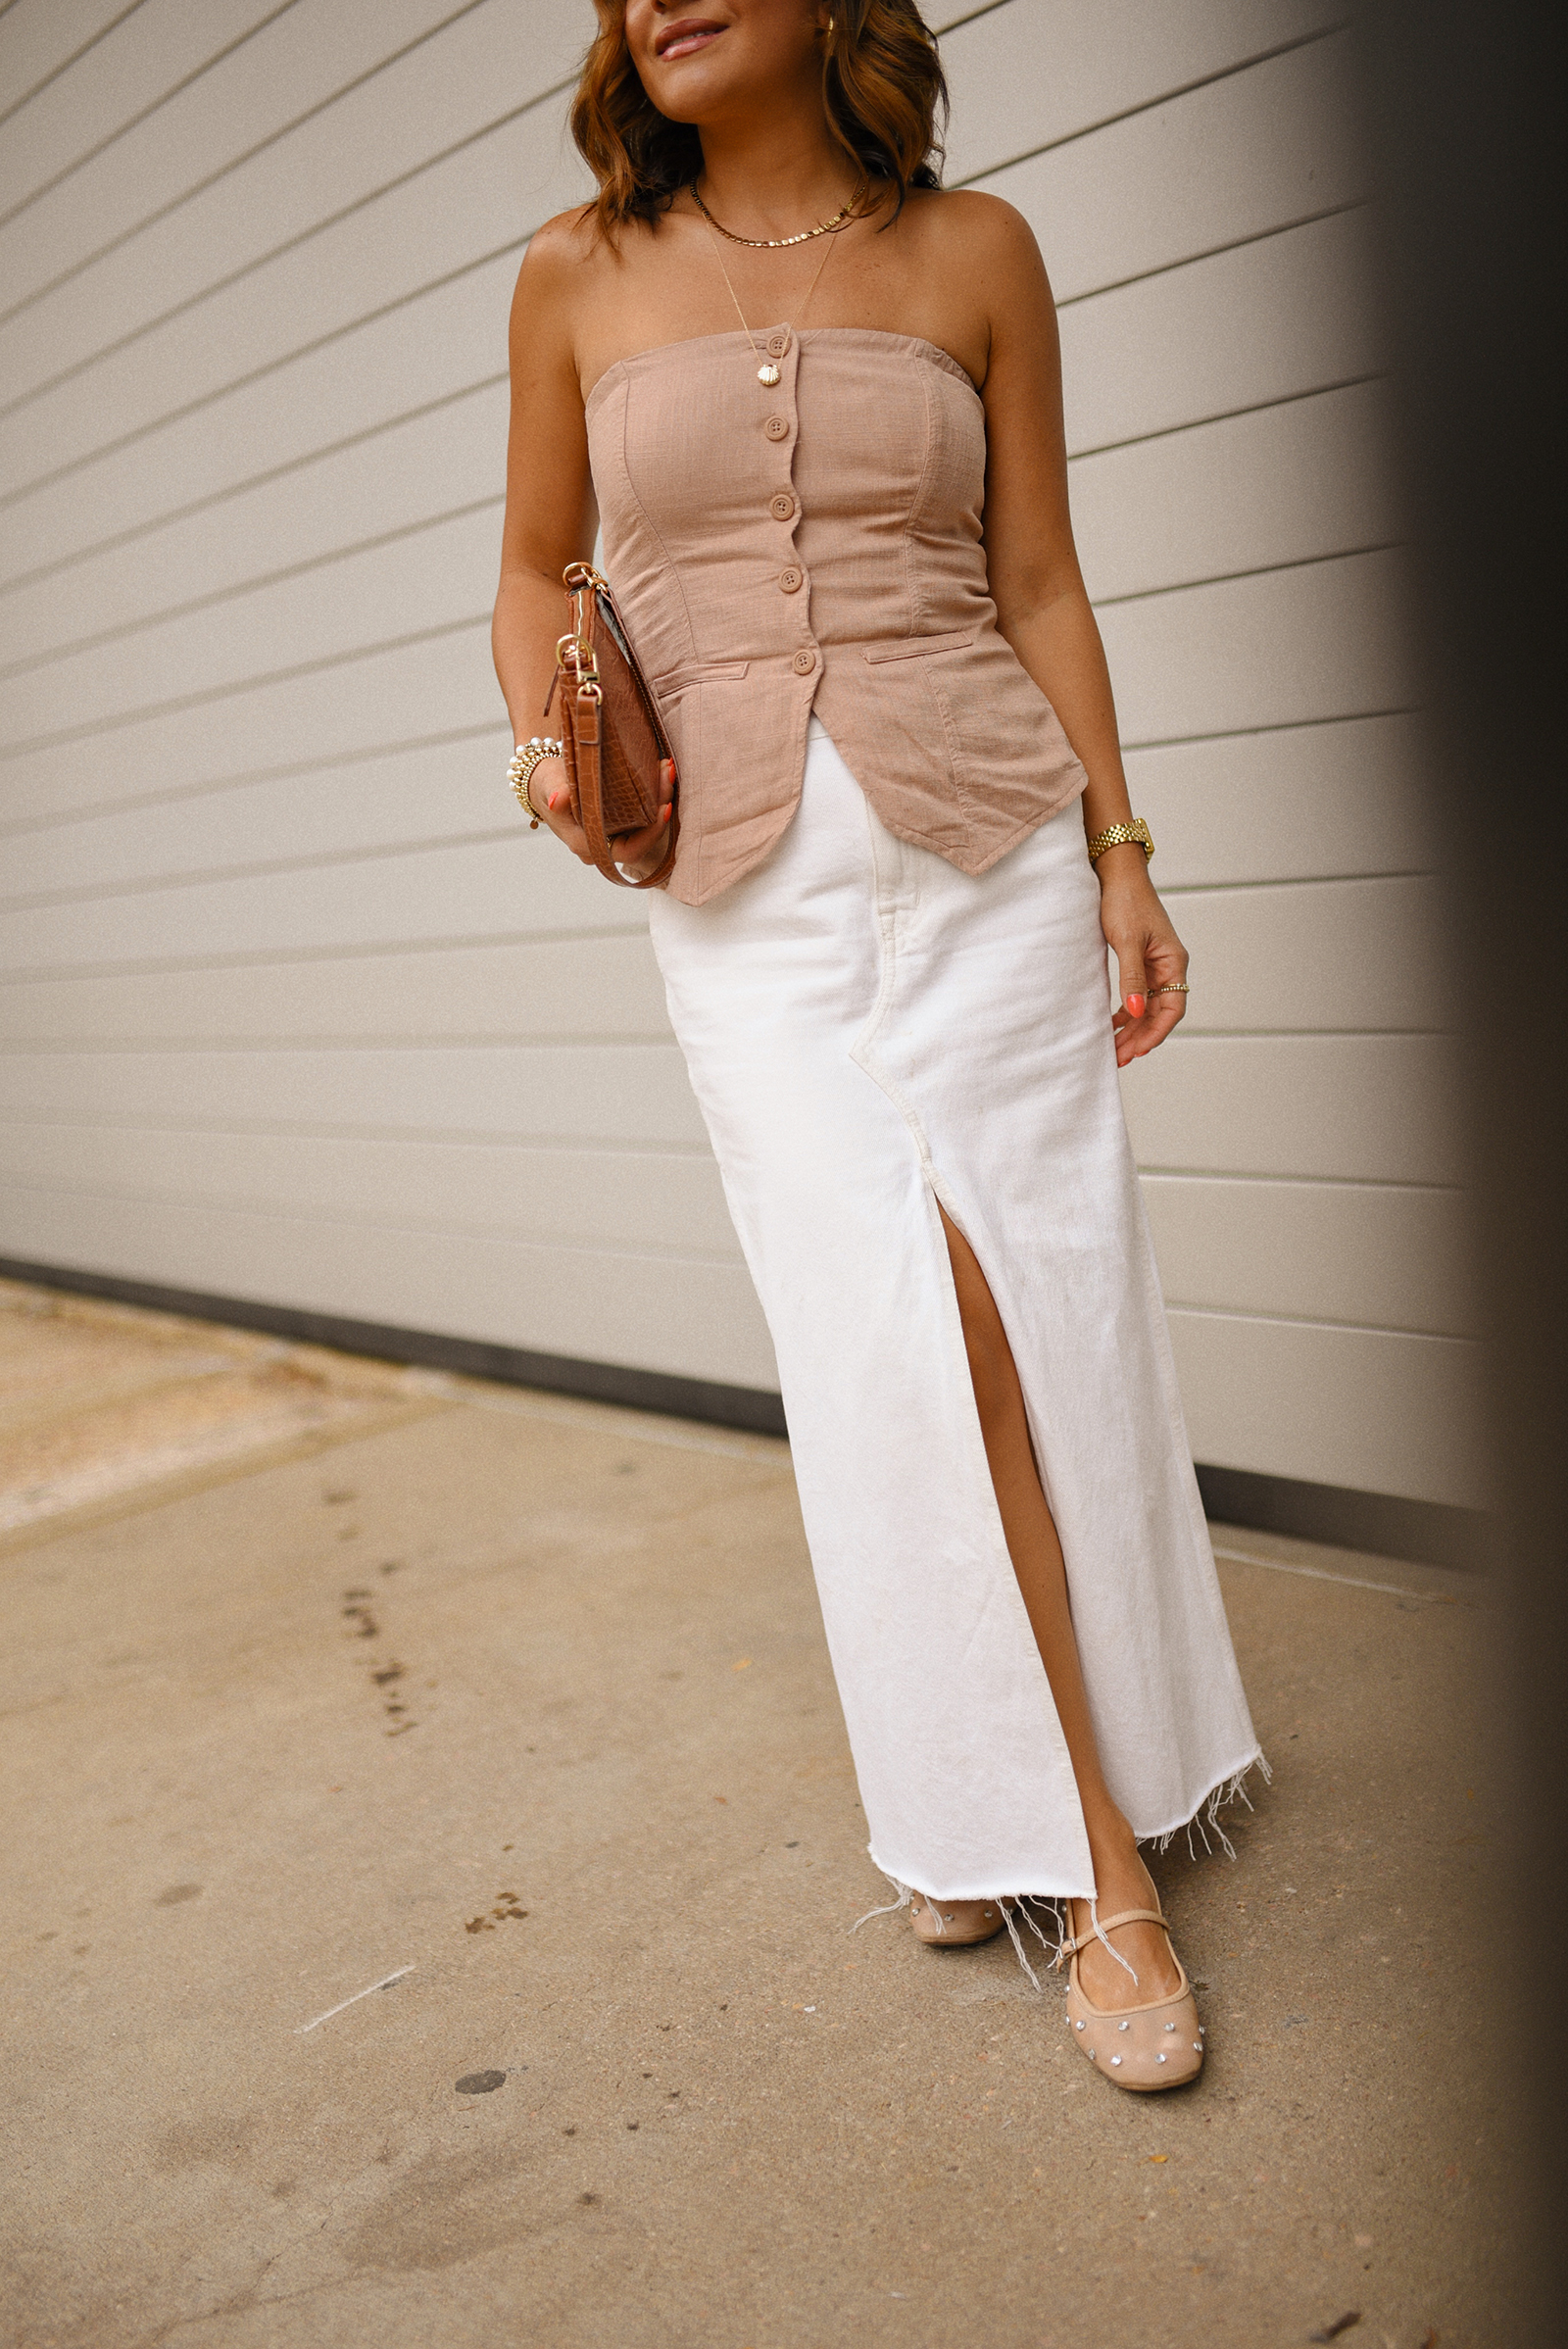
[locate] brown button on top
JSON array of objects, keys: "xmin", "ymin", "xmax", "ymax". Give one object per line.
[
  {"xmin": 779, "ymin": 565, "xmax": 803, "ymax": 594},
  {"xmin": 765, "ymin": 330, "xmax": 790, "ymax": 357},
  {"xmin": 792, "ymin": 648, "xmax": 816, "ymax": 674},
  {"xmin": 769, "ymin": 491, "xmax": 796, "ymax": 521},
  {"xmin": 763, "ymin": 415, "xmax": 790, "ymax": 441}
]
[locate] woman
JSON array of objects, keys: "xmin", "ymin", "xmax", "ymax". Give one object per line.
[{"xmin": 493, "ymin": 0, "xmax": 1263, "ymax": 2094}]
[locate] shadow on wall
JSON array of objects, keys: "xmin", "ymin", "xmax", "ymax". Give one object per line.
[{"xmin": 1353, "ymin": 2, "xmax": 1565, "ymax": 2336}]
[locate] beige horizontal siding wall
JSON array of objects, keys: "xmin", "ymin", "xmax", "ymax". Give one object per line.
[
  {"xmin": 0, "ymin": 3, "xmax": 1474, "ymax": 1503},
  {"xmin": 946, "ymin": 0, "xmax": 1476, "ymax": 1509},
  {"xmin": 0, "ymin": 0, "xmax": 760, "ymax": 1392}
]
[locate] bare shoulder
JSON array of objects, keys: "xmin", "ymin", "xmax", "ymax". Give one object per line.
[
  {"xmin": 510, "ymin": 205, "xmax": 669, "ymax": 382},
  {"xmin": 885, "ymin": 189, "xmax": 1054, "ymax": 385},
  {"xmin": 512, "ymin": 204, "xmax": 604, "ymax": 320},
  {"xmin": 903, "ymin": 187, "xmax": 1052, "ymax": 290}
]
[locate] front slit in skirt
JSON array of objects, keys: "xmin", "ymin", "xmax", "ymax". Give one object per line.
[{"xmin": 648, "ymin": 718, "xmax": 1262, "ymax": 1902}]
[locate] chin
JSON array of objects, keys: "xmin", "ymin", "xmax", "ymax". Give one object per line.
[
  {"xmin": 641, "ymin": 65, "xmax": 740, "ymax": 123},
  {"xmin": 640, "ymin": 85, "xmax": 711, "ymax": 126}
]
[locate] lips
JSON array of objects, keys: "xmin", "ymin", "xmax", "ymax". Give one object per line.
[{"xmin": 655, "ymin": 18, "xmax": 726, "ymax": 60}]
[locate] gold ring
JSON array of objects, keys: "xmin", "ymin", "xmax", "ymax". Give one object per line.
[{"xmin": 1150, "ymin": 982, "xmax": 1189, "ymax": 995}]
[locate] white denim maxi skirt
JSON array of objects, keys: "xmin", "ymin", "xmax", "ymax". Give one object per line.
[{"xmin": 649, "ymin": 720, "xmax": 1262, "ymax": 1903}]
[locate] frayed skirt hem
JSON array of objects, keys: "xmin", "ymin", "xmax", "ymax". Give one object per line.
[
  {"xmin": 860, "ymin": 1747, "xmax": 1272, "ymax": 1910},
  {"xmin": 1137, "ymin": 1746, "xmax": 1272, "ymax": 1864}
]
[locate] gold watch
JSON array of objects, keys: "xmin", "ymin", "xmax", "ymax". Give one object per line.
[{"xmin": 1086, "ymin": 817, "xmax": 1153, "ymax": 865}]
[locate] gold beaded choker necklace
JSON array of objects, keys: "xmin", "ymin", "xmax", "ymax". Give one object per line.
[{"xmin": 690, "ymin": 179, "xmax": 863, "ymax": 248}]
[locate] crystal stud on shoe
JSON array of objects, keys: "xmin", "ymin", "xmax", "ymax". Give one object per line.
[{"xmin": 909, "ymin": 1896, "xmax": 1007, "ymax": 1947}]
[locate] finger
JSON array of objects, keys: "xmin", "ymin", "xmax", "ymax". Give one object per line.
[
  {"xmin": 1114, "ymin": 942, "xmax": 1148, "ymax": 1020},
  {"xmin": 1127, "ymin": 994, "xmax": 1185, "ymax": 1057},
  {"xmin": 624, "ymin": 804, "xmax": 673, "ymax": 850},
  {"xmin": 542, "ymin": 792, "xmax": 593, "ymax": 861},
  {"xmin": 1112, "ymin": 1004, "xmax": 1143, "ymax": 1065},
  {"xmin": 612, "ymin": 807, "xmax": 673, "ymax": 865},
  {"xmin": 1142, "ymin": 969, "xmax": 1188, "ymax": 1013},
  {"xmin": 546, "ymin": 813, "xmax": 589, "ymax": 856},
  {"xmin": 1113, "ymin": 979, "xmax": 1185, "ymax": 1063},
  {"xmin": 1142, "ymin": 954, "xmax": 1189, "ymax": 1001}
]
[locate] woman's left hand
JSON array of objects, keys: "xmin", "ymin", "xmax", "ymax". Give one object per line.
[
  {"xmin": 533, "ymin": 756, "xmax": 675, "ymax": 880},
  {"xmin": 616, "ymin": 758, "xmax": 677, "ymax": 880},
  {"xmin": 1097, "ymin": 849, "xmax": 1189, "ymax": 1067}
]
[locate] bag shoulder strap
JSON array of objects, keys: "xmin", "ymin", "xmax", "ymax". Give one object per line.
[{"xmin": 570, "ymin": 681, "xmax": 678, "ymax": 891}]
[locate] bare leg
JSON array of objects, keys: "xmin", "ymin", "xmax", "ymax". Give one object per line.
[{"xmin": 940, "ymin": 1203, "xmax": 1180, "ymax": 2008}]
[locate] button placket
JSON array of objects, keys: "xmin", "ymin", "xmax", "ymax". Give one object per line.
[{"xmin": 761, "ymin": 335, "xmax": 817, "ymax": 686}]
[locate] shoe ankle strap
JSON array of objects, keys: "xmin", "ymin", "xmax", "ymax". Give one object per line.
[{"xmin": 1055, "ymin": 1905, "xmax": 1170, "ymax": 1959}]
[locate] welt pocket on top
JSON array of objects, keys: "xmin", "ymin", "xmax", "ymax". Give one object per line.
[
  {"xmin": 654, "ymin": 659, "xmax": 750, "ymax": 693},
  {"xmin": 862, "ymin": 630, "xmax": 975, "ymax": 664}
]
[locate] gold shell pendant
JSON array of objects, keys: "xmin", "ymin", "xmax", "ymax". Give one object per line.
[{"xmin": 757, "ymin": 361, "xmax": 781, "ymax": 386}]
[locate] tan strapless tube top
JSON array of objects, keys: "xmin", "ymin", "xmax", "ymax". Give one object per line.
[{"xmin": 584, "ymin": 325, "xmax": 1088, "ymax": 905}]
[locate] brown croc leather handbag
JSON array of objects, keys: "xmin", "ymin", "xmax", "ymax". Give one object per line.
[{"xmin": 547, "ymin": 562, "xmax": 678, "ymax": 889}]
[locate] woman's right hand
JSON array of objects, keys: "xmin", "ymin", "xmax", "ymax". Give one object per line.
[{"xmin": 531, "ymin": 755, "xmax": 674, "ymax": 878}]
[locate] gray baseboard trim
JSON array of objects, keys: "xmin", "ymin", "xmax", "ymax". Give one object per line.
[
  {"xmin": 0, "ymin": 1256, "xmax": 790, "ymax": 1440},
  {"xmin": 2, "ymin": 1256, "xmax": 1489, "ymax": 1561},
  {"xmin": 1194, "ymin": 1462, "xmax": 1492, "ymax": 1573}
]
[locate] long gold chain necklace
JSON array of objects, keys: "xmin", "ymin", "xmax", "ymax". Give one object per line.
[
  {"xmin": 690, "ymin": 178, "xmax": 863, "ymax": 249},
  {"xmin": 695, "ymin": 202, "xmax": 851, "ymax": 385}
]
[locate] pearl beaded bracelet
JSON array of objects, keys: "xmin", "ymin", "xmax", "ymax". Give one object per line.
[{"xmin": 508, "ymin": 737, "xmax": 564, "ymax": 827}]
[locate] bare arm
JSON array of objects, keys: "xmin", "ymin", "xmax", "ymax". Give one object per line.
[
  {"xmin": 492, "ymin": 220, "xmax": 672, "ymax": 870},
  {"xmin": 970, "ymin": 198, "xmax": 1188, "ymax": 1064}
]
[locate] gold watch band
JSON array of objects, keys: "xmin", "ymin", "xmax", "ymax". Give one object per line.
[{"xmin": 1086, "ymin": 817, "xmax": 1154, "ymax": 865}]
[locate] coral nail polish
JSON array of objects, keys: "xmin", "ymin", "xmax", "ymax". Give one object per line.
[{"xmin": 1126, "ymin": 992, "xmax": 1146, "ymax": 1017}]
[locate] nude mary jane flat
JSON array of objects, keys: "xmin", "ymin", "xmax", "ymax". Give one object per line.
[
  {"xmin": 1058, "ymin": 1906, "xmax": 1204, "ymax": 2091},
  {"xmin": 909, "ymin": 1895, "xmax": 1007, "ymax": 1946}
]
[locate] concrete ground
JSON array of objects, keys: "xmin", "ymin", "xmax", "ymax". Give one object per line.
[{"xmin": 1, "ymin": 1281, "xmax": 1517, "ymax": 2348}]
